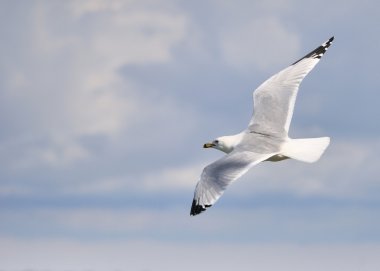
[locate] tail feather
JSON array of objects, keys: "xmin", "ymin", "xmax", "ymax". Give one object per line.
[{"xmin": 282, "ymin": 137, "xmax": 330, "ymax": 163}]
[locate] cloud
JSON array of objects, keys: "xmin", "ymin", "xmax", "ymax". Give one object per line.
[
  {"xmin": 220, "ymin": 17, "xmax": 300, "ymax": 72},
  {"xmin": 68, "ymin": 0, "xmax": 126, "ymax": 17},
  {"xmin": 226, "ymin": 139, "xmax": 380, "ymax": 200},
  {"xmin": 2, "ymin": 1, "xmax": 380, "ymax": 258},
  {"xmin": 1, "ymin": 222, "xmax": 380, "ymax": 270},
  {"xmin": 2, "ymin": 136, "xmax": 379, "ymax": 201},
  {"xmin": 2, "ymin": 202, "xmax": 380, "ymax": 245},
  {"xmin": 0, "ymin": 1, "xmax": 190, "ymax": 167},
  {"xmin": 106, "ymin": 138, "xmax": 380, "ymax": 201},
  {"xmin": 140, "ymin": 161, "xmax": 205, "ymax": 191},
  {"xmin": 42, "ymin": 158, "xmax": 205, "ymax": 196}
]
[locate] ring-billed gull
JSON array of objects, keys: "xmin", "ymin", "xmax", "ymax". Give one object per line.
[{"xmin": 190, "ymin": 36, "xmax": 334, "ymax": 216}]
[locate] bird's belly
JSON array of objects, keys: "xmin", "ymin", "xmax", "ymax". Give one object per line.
[{"xmin": 265, "ymin": 154, "xmax": 289, "ymax": 162}]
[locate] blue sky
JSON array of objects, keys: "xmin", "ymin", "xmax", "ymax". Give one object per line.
[{"xmin": 1, "ymin": 0, "xmax": 380, "ymax": 270}]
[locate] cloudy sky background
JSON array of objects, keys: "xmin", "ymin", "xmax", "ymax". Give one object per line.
[{"xmin": 1, "ymin": 0, "xmax": 380, "ymax": 270}]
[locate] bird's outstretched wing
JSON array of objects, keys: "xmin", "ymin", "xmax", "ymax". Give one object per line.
[
  {"xmin": 249, "ymin": 36, "xmax": 334, "ymax": 137},
  {"xmin": 190, "ymin": 150, "xmax": 275, "ymax": 216}
]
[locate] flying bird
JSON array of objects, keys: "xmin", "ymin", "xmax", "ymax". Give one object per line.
[{"xmin": 190, "ymin": 36, "xmax": 334, "ymax": 216}]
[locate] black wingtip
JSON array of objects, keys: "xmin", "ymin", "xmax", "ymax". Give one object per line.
[
  {"xmin": 291, "ymin": 36, "xmax": 334, "ymax": 65},
  {"xmin": 190, "ymin": 200, "xmax": 212, "ymax": 216},
  {"xmin": 326, "ymin": 36, "xmax": 334, "ymax": 47}
]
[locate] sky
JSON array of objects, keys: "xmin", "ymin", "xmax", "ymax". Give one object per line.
[{"xmin": 1, "ymin": 0, "xmax": 380, "ymax": 270}]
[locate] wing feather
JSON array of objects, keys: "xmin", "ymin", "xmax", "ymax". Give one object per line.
[
  {"xmin": 248, "ymin": 37, "xmax": 334, "ymax": 136},
  {"xmin": 190, "ymin": 151, "xmax": 275, "ymax": 216}
]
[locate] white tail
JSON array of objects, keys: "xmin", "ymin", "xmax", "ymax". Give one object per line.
[{"xmin": 282, "ymin": 137, "xmax": 330, "ymax": 163}]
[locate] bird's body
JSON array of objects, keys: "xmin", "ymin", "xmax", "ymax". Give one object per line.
[{"xmin": 190, "ymin": 37, "xmax": 334, "ymax": 216}]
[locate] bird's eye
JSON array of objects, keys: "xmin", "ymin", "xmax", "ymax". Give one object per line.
[{"xmin": 214, "ymin": 140, "xmax": 219, "ymax": 144}]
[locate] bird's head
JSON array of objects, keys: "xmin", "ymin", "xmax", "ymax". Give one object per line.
[{"xmin": 203, "ymin": 135, "xmax": 239, "ymax": 154}]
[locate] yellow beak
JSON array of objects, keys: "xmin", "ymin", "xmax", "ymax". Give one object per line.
[{"xmin": 203, "ymin": 142, "xmax": 216, "ymax": 148}]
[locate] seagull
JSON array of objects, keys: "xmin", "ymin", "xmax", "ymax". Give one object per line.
[{"xmin": 190, "ymin": 36, "xmax": 334, "ymax": 216}]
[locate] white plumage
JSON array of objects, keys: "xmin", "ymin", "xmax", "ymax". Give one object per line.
[{"xmin": 190, "ymin": 37, "xmax": 334, "ymax": 216}]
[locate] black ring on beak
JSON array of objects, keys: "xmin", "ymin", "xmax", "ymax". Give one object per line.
[{"xmin": 203, "ymin": 143, "xmax": 216, "ymax": 148}]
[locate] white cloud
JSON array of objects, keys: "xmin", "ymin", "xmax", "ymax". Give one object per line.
[
  {"xmin": 58, "ymin": 159, "xmax": 204, "ymax": 195},
  {"xmin": 1, "ymin": 1, "xmax": 190, "ymax": 167},
  {"xmin": 61, "ymin": 136, "xmax": 380, "ymax": 201},
  {"xmin": 15, "ymin": 138, "xmax": 90, "ymax": 169},
  {"xmin": 2, "ymin": 204, "xmax": 379, "ymax": 244},
  {"xmin": 124, "ymin": 137, "xmax": 380, "ymax": 200},
  {"xmin": 230, "ymin": 139, "xmax": 380, "ymax": 200},
  {"xmin": 68, "ymin": 0, "xmax": 126, "ymax": 17},
  {"xmin": 2, "ymin": 134, "xmax": 379, "ymax": 201},
  {"xmin": 141, "ymin": 161, "xmax": 205, "ymax": 191},
  {"xmin": 220, "ymin": 17, "xmax": 300, "ymax": 72}
]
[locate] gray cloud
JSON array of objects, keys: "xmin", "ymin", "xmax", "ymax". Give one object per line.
[{"xmin": 1, "ymin": 1, "xmax": 380, "ymax": 268}]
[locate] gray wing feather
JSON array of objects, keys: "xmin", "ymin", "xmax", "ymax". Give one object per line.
[
  {"xmin": 190, "ymin": 151, "xmax": 275, "ymax": 215},
  {"xmin": 249, "ymin": 37, "xmax": 334, "ymax": 137}
]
